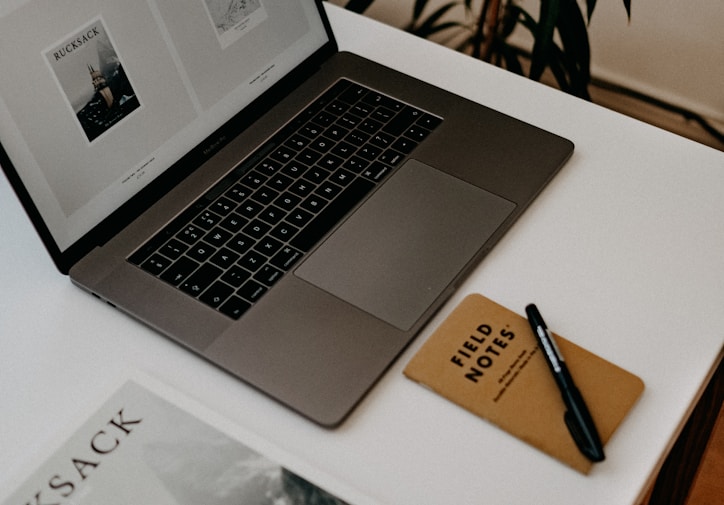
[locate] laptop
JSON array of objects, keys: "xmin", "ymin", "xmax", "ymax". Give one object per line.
[{"xmin": 0, "ymin": 0, "xmax": 573, "ymax": 426}]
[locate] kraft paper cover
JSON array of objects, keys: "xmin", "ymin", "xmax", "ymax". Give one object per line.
[{"xmin": 403, "ymin": 294, "xmax": 644, "ymax": 474}]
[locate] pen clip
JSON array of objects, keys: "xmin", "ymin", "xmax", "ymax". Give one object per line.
[{"xmin": 564, "ymin": 410, "xmax": 605, "ymax": 462}]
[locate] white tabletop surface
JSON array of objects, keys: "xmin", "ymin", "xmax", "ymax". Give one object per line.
[{"xmin": 1, "ymin": 4, "xmax": 723, "ymax": 504}]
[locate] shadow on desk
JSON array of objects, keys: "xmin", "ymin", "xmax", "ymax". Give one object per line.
[{"xmin": 641, "ymin": 359, "xmax": 723, "ymax": 505}]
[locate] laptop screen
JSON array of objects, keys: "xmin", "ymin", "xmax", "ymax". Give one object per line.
[{"xmin": 0, "ymin": 0, "xmax": 329, "ymax": 258}]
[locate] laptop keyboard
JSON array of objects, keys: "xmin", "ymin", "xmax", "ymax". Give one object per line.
[{"xmin": 128, "ymin": 79, "xmax": 442, "ymax": 319}]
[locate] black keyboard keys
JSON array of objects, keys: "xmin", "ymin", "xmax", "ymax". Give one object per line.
[{"xmin": 128, "ymin": 78, "xmax": 442, "ymax": 320}]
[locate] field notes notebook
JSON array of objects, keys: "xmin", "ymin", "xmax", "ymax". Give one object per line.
[{"xmin": 403, "ymin": 294, "xmax": 644, "ymax": 473}]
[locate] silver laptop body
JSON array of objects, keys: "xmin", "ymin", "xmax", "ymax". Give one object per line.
[{"xmin": 0, "ymin": 0, "xmax": 572, "ymax": 426}]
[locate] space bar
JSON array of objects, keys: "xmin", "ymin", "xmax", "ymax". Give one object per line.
[{"xmin": 291, "ymin": 177, "xmax": 375, "ymax": 252}]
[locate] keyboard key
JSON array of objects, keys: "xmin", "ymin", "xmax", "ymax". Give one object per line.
[
  {"xmin": 338, "ymin": 114, "xmax": 361, "ymax": 130},
  {"xmin": 372, "ymin": 107, "xmax": 395, "ymax": 123},
  {"xmin": 370, "ymin": 131, "xmax": 394, "ymax": 149},
  {"xmin": 242, "ymin": 172, "xmax": 267, "ymax": 189},
  {"xmin": 177, "ymin": 224, "xmax": 204, "ymax": 245},
  {"xmin": 274, "ymin": 192, "xmax": 301, "ymax": 211},
  {"xmin": 141, "ymin": 254, "xmax": 171, "ymax": 276},
  {"xmin": 256, "ymin": 159, "xmax": 281, "ymax": 175},
  {"xmin": 358, "ymin": 118, "xmax": 383, "ymax": 134},
  {"xmin": 296, "ymin": 148, "xmax": 322, "ymax": 165},
  {"xmin": 382, "ymin": 106, "xmax": 421, "ymax": 135},
  {"xmin": 405, "ymin": 125, "xmax": 432, "ymax": 142},
  {"xmin": 362, "ymin": 162, "xmax": 392, "ymax": 182},
  {"xmin": 251, "ymin": 187, "xmax": 279, "ymax": 205},
  {"xmin": 270, "ymin": 222, "xmax": 299, "ymax": 242},
  {"xmin": 200, "ymin": 281, "xmax": 235, "ymax": 308},
  {"xmin": 129, "ymin": 79, "xmax": 442, "ymax": 320},
  {"xmin": 417, "ymin": 113, "xmax": 443, "ymax": 129},
  {"xmin": 228, "ymin": 233, "xmax": 254, "ymax": 254},
  {"xmin": 303, "ymin": 167, "xmax": 330, "ymax": 184},
  {"xmin": 242, "ymin": 219, "xmax": 271, "ymax": 239},
  {"xmin": 325, "ymin": 125, "xmax": 349, "ymax": 142},
  {"xmin": 345, "ymin": 131, "xmax": 370, "ymax": 146},
  {"xmin": 315, "ymin": 181, "xmax": 342, "ymax": 200},
  {"xmin": 289, "ymin": 180, "xmax": 315, "ymax": 198},
  {"xmin": 299, "ymin": 124, "xmax": 323, "ymax": 139},
  {"xmin": 238, "ymin": 200, "xmax": 263, "ymax": 218},
  {"xmin": 357, "ymin": 145, "xmax": 382, "ymax": 161},
  {"xmin": 310, "ymin": 137, "xmax": 334, "ymax": 153},
  {"xmin": 187, "ymin": 241, "xmax": 216, "ymax": 262},
  {"xmin": 254, "ymin": 265, "xmax": 284, "ymax": 287},
  {"xmin": 343, "ymin": 156, "xmax": 369, "ymax": 173},
  {"xmin": 391, "ymin": 137, "xmax": 418, "ymax": 154},
  {"xmin": 258, "ymin": 205, "xmax": 286, "ymax": 225},
  {"xmin": 271, "ymin": 246, "xmax": 302, "ymax": 271},
  {"xmin": 209, "ymin": 248, "xmax": 240, "ymax": 270},
  {"xmin": 286, "ymin": 208, "xmax": 313, "ymax": 227},
  {"xmin": 204, "ymin": 228, "xmax": 232, "ymax": 247},
  {"xmin": 210, "ymin": 197, "xmax": 236, "ymax": 216},
  {"xmin": 282, "ymin": 161, "xmax": 308, "ymax": 178},
  {"xmin": 219, "ymin": 213, "xmax": 247, "ymax": 233},
  {"xmin": 362, "ymin": 92, "xmax": 404, "ymax": 111},
  {"xmin": 254, "ymin": 236, "xmax": 283, "ymax": 257},
  {"xmin": 194, "ymin": 211, "xmax": 221, "ymax": 229},
  {"xmin": 219, "ymin": 296, "xmax": 251, "ymax": 319},
  {"xmin": 291, "ymin": 177, "xmax": 374, "ymax": 252},
  {"xmin": 238, "ymin": 250, "xmax": 266, "ymax": 271},
  {"xmin": 221, "ymin": 265, "xmax": 251, "ymax": 287},
  {"xmin": 268, "ymin": 173, "xmax": 293, "ymax": 191},
  {"xmin": 270, "ymin": 146, "xmax": 295, "ymax": 164},
  {"xmin": 160, "ymin": 239, "xmax": 188, "ymax": 260},
  {"xmin": 312, "ymin": 111, "xmax": 336, "ymax": 127},
  {"xmin": 331, "ymin": 141, "xmax": 356, "ymax": 158},
  {"xmin": 226, "ymin": 184, "xmax": 253, "ymax": 202},
  {"xmin": 301, "ymin": 194, "xmax": 328, "ymax": 214},
  {"xmin": 160, "ymin": 256, "xmax": 199, "ymax": 286},
  {"xmin": 318, "ymin": 153, "xmax": 344, "ymax": 171},
  {"xmin": 286, "ymin": 135, "xmax": 309, "ymax": 150},
  {"xmin": 326, "ymin": 100, "xmax": 349, "ymax": 115},
  {"xmin": 329, "ymin": 168, "xmax": 355, "ymax": 186},
  {"xmin": 180, "ymin": 263, "xmax": 223, "ymax": 297},
  {"xmin": 378, "ymin": 149, "xmax": 404, "ymax": 166},
  {"xmin": 351, "ymin": 102, "xmax": 374, "ymax": 117},
  {"xmin": 238, "ymin": 279, "xmax": 267, "ymax": 303},
  {"xmin": 337, "ymin": 82, "xmax": 367, "ymax": 104}
]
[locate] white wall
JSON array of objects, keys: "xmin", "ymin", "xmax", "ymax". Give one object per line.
[{"xmin": 329, "ymin": 0, "xmax": 724, "ymax": 123}]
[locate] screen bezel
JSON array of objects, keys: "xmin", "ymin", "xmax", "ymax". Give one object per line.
[{"xmin": 0, "ymin": 0, "xmax": 338, "ymax": 274}]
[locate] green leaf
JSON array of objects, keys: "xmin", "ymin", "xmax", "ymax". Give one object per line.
[
  {"xmin": 586, "ymin": 0, "xmax": 597, "ymax": 23},
  {"xmin": 413, "ymin": 0, "xmax": 431, "ymax": 21},
  {"xmin": 557, "ymin": 0, "xmax": 591, "ymax": 86},
  {"xmin": 500, "ymin": 2, "xmax": 519, "ymax": 38},
  {"xmin": 343, "ymin": 0, "xmax": 377, "ymax": 14},
  {"xmin": 499, "ymin": 43, "xmax": 524, "ymax": 75},
  {"xmin": 412, "ymin": 20, "xmax": 464, "ymax": 39},
  {"xmin": 530, "ymin": 0, "xmax": 561, "ymax": 81},
  {"xmin": 547, "ymin": 46, "xmax": 572, "ymax": 93},
  {"xmin": 623, "ymin": 0, "xmax": 632, "ymax": 20},
  {"xmin": 410, "ymin": 2, "xmax": 462, "ymax": 37},
  {"xmin": 512, "ymin": 4, "xmax": 538, "ymax": 34}
]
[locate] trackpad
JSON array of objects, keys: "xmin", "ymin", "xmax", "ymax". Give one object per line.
[{"xmin": 295, "ymin": 160, "xmax": 515, "ymax": 330}]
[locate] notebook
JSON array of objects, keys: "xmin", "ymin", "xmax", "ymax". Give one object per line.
[{"xmin": 0, "ymin": 0, "xmax": 573, "ymax": 426}]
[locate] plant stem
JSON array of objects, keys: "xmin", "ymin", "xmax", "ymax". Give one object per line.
[
  {"xmin": 472, "ymin": 0, "xmax": 488, "ymax": 59},
  {"xmin": 480, "ymin": 0, "xmax": 501, "ymax": 62}
]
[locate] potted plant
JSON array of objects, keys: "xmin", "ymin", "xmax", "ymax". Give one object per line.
[{"xmin": 341, "ymin": 0, "xmax": 632, "ymax": 100}]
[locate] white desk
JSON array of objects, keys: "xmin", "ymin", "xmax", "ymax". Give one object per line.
[{"xmin": 1, "ymin": 4, "xmax": 722, "ymax": 504}]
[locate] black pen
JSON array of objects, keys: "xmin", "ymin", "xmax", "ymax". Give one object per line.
[{"xmin": 525, "ymin": 304, "xmax": 605, "ymax": 462}]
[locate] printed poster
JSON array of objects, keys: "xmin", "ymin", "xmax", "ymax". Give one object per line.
[
  {"xmin": 45, "ymin": 17, "xmax": 141, "ymax": 143},
  {"xmin": 203, "ymin": 0, "xmax": 268, "ymax": 49},
  {"xmin": 2, "ymin": 377, "xmax": 351, "ymax": 505}
]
